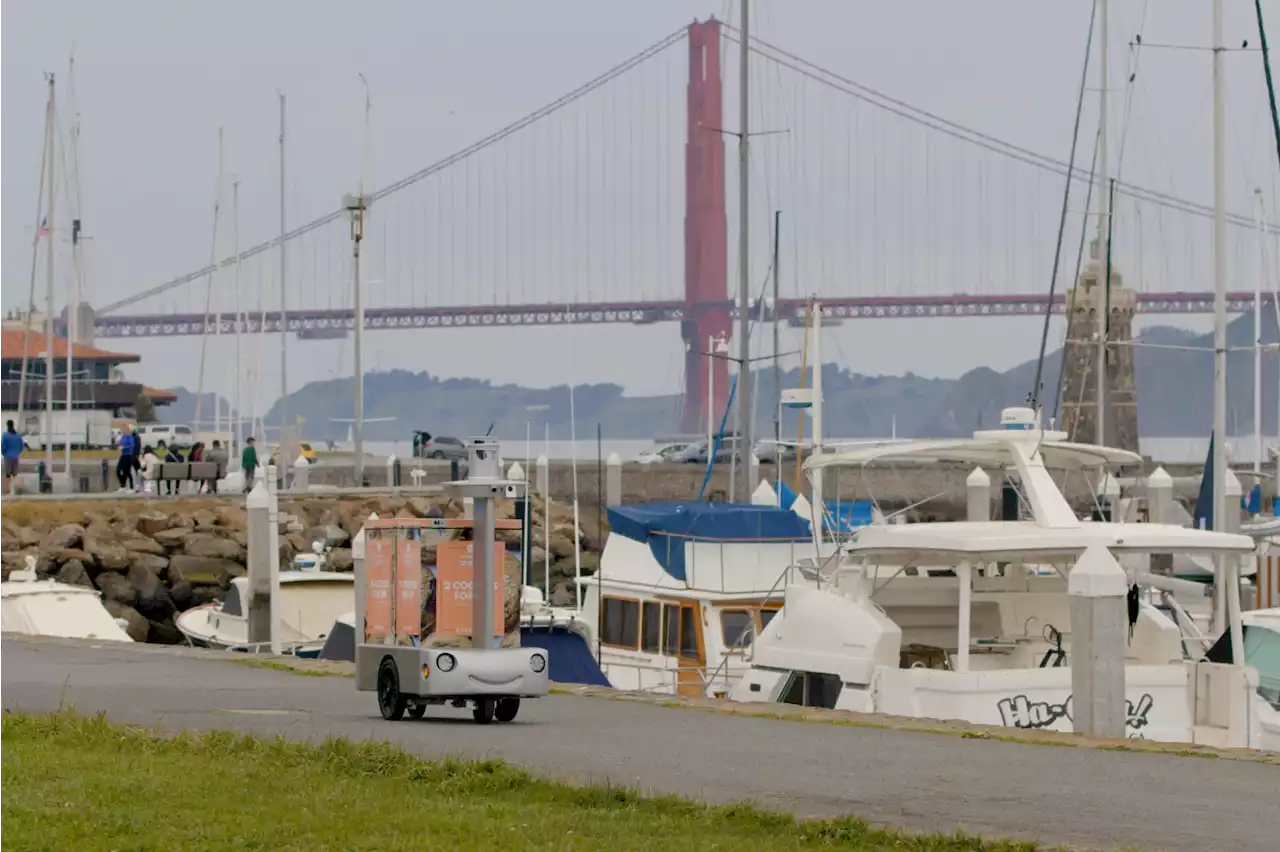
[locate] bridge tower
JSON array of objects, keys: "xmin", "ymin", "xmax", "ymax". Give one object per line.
[
  {"xmin": 681, "ymin": 18, "xmax": 730, "ymax": 435},
  {"xmin": 1059, "ymin": 244, "xmax": 1139, "ymax": 452}
]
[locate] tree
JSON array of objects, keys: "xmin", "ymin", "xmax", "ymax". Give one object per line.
[{"xmin": 134, "ymin": 392, "xmax": 158, "ymax": 424}]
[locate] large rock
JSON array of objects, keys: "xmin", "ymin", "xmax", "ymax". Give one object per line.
[
  {"xmin": 327, "ymin": 548, "xmax": 353, "ymax": 571},
  {"xmin": 548, "ymin": 532, "xmax": 576, "ymax": 559},
  {"xmin": 152, "ymin": 528, "xmax": 191, "ymax": 551},
  {"xmin": 87, "ymin": 542, "xmax": 132, "ymax": 572},
  {"xmin": 214, "ymin": 505, "xmax": 246, "ymax": 531},
  {"xmin": 168, "ymin": 554, "xmax": 243, "ymax": 587},
  {"xmin": 129, "ymin": 552, "xmax": 169, "ymax": 575},
  {"xmin": 55, "ymin": 559, "xmax": 93, "ymax": 588},
  {"xmin": 103, "ymin": 600, "xmax": 149, "ymax": 642},
  {"xmin": 181, "ymin": 533, "xmax": 242, "ymax": 562},
  {"xmin": 94, "ymin": 571, "xmax": 137, "ymax": 608},
  {"xmin": 40, "ymin": 523, "xmax": 85, "ymax": 552},
  {"xmin": 135, "ymin": 512, "xmax": 172, "ymax": 536},
  {"xmin": 122, "ymin": 536, "xmax": 166, "ymax": 556},
  {"xmin": 147, "ymin": 620, "xmax": 184, "ymax": 645},
  {"xmin": 50, "ymin": 548, "xmax": 91, "ymax": 567},
  {"xmin": 128, "ymin": 563, "xmax": 174, "ymax": 620}
]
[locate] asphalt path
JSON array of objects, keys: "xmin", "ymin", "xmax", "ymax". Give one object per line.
[{"xmin": 2, "ymin": 636, "xmax": 1276, "ymax": 851}]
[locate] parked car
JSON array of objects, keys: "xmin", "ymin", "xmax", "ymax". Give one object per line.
[
  {"xmin": 135, "ymin": 423, "xmax": 195, "ymax": 449},
  {"xmin": 636, "ymin": 443, "xmax": 689, "ymax": 465},
  {"xmin": 676, "ymin": 437, "xmax": 741, "ymax": 465},
  {"xmin": 412, "ymin": 432, "xmax": 467, "ymax": 461},
  {"xmin": 754, "ymin": 440, "xmax": 811, "ymax": 464}
]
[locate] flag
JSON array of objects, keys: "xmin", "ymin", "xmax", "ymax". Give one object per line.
[{"xmin": 33, "ymin": 217, "xmax": 49, "ymax": 246}]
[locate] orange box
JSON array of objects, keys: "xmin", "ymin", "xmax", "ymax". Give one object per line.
[
  {"xmin": 395, "ymin": 536, "xmax": 422, "ymax": 641},
  {"xmin": 435, "ymin": 539, "xmax": 503, "ymax": 638},
  {"xmin": 363, "ymin": 533, "xmax": 394, "ymax": 642}
]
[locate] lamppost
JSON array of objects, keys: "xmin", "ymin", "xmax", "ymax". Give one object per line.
[{"xmin": 345, "ymin": 192, "xmax": 372, "ymax": 485}]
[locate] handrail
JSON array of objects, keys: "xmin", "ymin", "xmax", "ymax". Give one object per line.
[{"xmin": 702, "ymin": 561, "xmax": 800, "ymax": 694}]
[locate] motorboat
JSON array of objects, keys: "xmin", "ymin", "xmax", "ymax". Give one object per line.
[
  {"xmin": 1, "ymin": 557, "xmax": 133, "ymax": 642},
  {"xmin": 727, "ymin": 408, "xmax": 1280, "ymax": 751},
  {"xmin": 175, "ymin": 571, "xmax": 353, "ymax": 655}
]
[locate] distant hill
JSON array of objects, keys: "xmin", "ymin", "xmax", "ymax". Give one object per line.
[{"xmin": 158, "ymin": 313, "xmax": 1278, "ymax": 441}]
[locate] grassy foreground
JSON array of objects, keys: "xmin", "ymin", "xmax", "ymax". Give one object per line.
[{"xmin": 1, "ymin": 712, "xmax": 1041, "ymax": 852}]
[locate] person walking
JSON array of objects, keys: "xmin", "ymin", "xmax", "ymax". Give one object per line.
[
  {"xmin": 241, "ymin": 436, "xmax": 258, "ymax": 493},
  {"xmin": 2, "ymin": 420, "xmax": 24, "ymax": 492},
  {"xmin": 116, "ymin": 424, "xmax": 137, "ymax": 491}
]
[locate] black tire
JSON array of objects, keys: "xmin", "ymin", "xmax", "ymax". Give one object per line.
[
  {"xmin": 407, "ymin": 703, "xmax": 427, "ymax": 720},
  {"xmin": 494, "ymin": 697, "xmax": 520, "ymax": 723},
  {"xmin": 472, "ymin": 697, "xmax": 496, "ymax": 724},
  {"xmin": 431, "ymin": 450, "xmax": 446, "ymax": 460},
  {"xmin": 376, "ymin": 658, "xmax": 408, "ymax": 721}
]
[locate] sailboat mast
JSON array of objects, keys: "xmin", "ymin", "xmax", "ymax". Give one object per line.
[
  {"xmin": 195, "ymin": 128, "xmax": 224, "ymax": 437},
  {"xmin": 17, "ymin": 77, "xmax": 54, "ymax": 442},
  {"xmin": 64, "ymin": 57, "xmax": 82, "ymax": 474},
  {"xmin": 278, "ymin": 93, "xmax": 289, "ymax": 444},
  {"xmin": 1254, "ymin": 188, "xmax": 1265, "ymax": 478},
  {"xmin": 44, "ymin": 73, "xmax": 57, "ymax": 473},
  {"xmin": 772, "ymin": 210, "xmax": 781, "ymax": 460},
  {"xmin": 735, "ymin": 0, "xmax": 752, "ymax": 503},
  {"xmin": 232, "ymin": 178, "xmax": 243, "ymax": 449},
  {"xmin": 1095, "ymin": 0, "xmax": 1110, "ymax": 448}
]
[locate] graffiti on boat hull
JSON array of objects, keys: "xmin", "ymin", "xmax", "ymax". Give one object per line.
[{"xmin": 996, "ymin": 692, "xmax": 1154, "ymax": 734}]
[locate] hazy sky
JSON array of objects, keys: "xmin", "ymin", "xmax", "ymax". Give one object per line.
[{"xmin": 3, "ymin": 0, "xmax": 1277, "ymax": 412}]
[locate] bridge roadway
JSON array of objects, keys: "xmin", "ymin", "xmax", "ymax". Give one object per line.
[{"xmin": 3, "ymin": 636, "xmax": 1276, "ymax": 851}]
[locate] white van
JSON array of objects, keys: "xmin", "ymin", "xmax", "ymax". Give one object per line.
[{"xmin": 135, "ymin": 424, "xmax": 195, "ymax": 450}]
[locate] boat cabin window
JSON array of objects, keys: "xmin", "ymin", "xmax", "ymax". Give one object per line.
[
  {"xmin": 778, "ymin": 671, "xmax": 842, "ymax": 710},
  {"xmin": 601, "ymin": 596, "xmax": 640, "ymax": 649},
  {"xmin": 759, "ymin": 608, "xmax": 778, "ymax": 629},
  {"xmin": 222, "ymin": 584, "xmax": 242, "ymax": 617},
  {"xmin": 641, "ymin": 602, "xmax": 662, "ymax": 654},
  {"xmin": 658, "ymin": 602, "xmax": 700, "ymax": 660},
  {"xmin": 720, "ymin": 610, "xmax": 754, "ymax": 649},
  {"xmin": 680, "ymin": 605, "xmax": 699, "ymax": 658},
  {"xmin": 662, "ymin": 604, "xmax": 680, "ymax": 655}
]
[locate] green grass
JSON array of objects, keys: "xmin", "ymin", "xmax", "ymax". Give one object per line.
[
  {"xmin": 228, "ymin": 657, "xmax": 352, "ymax": 677},
  {"xmin": 1, "ymin": 711, "xmax": 1042, "ymax": 852}
]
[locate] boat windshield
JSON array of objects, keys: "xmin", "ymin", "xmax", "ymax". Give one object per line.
[{"xmin": 1204, "ymin": 623, "xmax": 1280, "ymax": 707}]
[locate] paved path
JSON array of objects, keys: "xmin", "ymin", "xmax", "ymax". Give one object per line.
[{"xmin": 3, "ymin": 637, "xmax": 1275, "ymax": 852}]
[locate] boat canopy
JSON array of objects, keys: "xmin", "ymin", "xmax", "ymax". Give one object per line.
[
  {"xmin": 844, "ymin": 520, "xmax": 1255, "ymax": 565},
  {"xmin": 804, "ymin": 438, "xmax": 1143, "ymax": 473},
  {"xmin": 606, "ymin": 502, "xmax": 813, "ymax": 581}
]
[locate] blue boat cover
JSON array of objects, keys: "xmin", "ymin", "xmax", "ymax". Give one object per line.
[
  {"xmin": 772, "ymin": 481, "xmax": 874, "ymax": 533},
  {"xmin": 520, "ymin": 627, "xmax": 610, "ymax": 687},
  {"xmin": 606, "ymin": 502, "xmax": 813, "ymax": 581}
]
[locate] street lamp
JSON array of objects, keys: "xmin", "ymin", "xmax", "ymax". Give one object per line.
[{"xmin": 345, "ymin": 192, "xmax": 372, "ymax": 485}]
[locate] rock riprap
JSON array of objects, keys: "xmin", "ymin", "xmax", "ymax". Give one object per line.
[{"xmin": 1, "ymin": 495, "xmax": 599, "ymax": 645}]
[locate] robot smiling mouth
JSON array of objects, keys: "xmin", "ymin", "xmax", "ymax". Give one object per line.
[{"xmin": 468, "ymin": 675, "xmax": 522, "ymax": 689}]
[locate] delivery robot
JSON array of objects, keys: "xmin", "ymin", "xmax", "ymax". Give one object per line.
[{"xmin": 354, "ymin": 437, "xmax": 549, "ymax": 723}]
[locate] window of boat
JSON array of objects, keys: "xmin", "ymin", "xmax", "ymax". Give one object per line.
[
  {"xmin": 601, "ymin": 596, "xmax": 640, "ymax": 649},
  {"xmin": 720, "ymin": 609, "xmax": 754, "ymax": 650},
  {"xmin": 679, "ymin": 605, "xmax": 699, "ymax": 659},
  {"xmin": 1243, "ymin": 625, "xmax": 1280, "ymax": 706},
  {"xmin": 641, "ymin": 602, "xmax": 662, "ymax": 654},
  {"xmin": 222, "ymin": 584, "xmax": 242, "ymax": 617},
  {"xmin": 759, "ymin": 608, "xmax": 779, "ymax": 630},
  {"xmin": 662, "ymin": 604, "xmax": 680, "ymax": 655},
  {"xmin": 778, "ymin": 671, "xmax": 842, "ymax": 710}
]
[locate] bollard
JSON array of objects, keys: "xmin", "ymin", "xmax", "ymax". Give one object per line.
[
  {"xmin": 409, "ymin": 466, "xmax": 426, "ymax": 487},
  {"xmin": 966, "ymin": 467, "xmax": 991, "ymax": 522},
  {"xmin": 449, "ymin": 459, "xmax": 460, "ymax": 481},
  {"xmin": 246, "ymin": 482, "xmax": 274, "ymax": 649},
  {"xmin": 1069, "ymin": 543, "xmax": 1128, "ymax": 739},
  {"xmin": 387, "ymin": 454, "xmax": 400, "ymax": 488},
  {"xmin": 1147, "ymin": 466, "xmax": 1175, "ymax": 577},
  {"xmin": 605, "ymin": 452, "xmax": 623, "ymax": 506},
  {"xmin": 352, "ymin": 511, "xmax": 378, "ymax": 647},
  {"xmin": 292, "ymin": 455, "xmax": 310, "ymax": 491},
  {"xmin": 535, "ymin": 454, "xmax": 549, "ymax": 496},
  {"xmin": 101, "ymin": 459, "xmax": 110, "ymax": 492},
  {"xmin": 36, "ymin": 461, "xmax": 51, "ymax": 494}
]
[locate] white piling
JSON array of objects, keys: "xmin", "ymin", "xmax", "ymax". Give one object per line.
[
  {"xmin": 1069, "ymin": 544, "xmax": 1128, "ymax": 739},
  {"xmin": 605, "ymin": 452, "xmax": 622, "ymax": 506},
  {"xmin": 535, "ymin": 454, "xmax": 549, "ymax": 496},
  {"xmin": 352, "ymin": 511, "xmax": 377, "ymax": 647},
  {"xmin": 245, "ymin": 482, "xmax": 273, "ymax": 648},
  {"xmin": 966, "ymin": 467, "xmax": 991, "ymax": 522},
  {"xmin": 291, "ymin": 454, "xmax": 310, "ymax": 491}
]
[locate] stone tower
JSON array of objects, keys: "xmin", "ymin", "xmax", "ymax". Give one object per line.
[{"xmin": 1058, "ymin": 244, "xmax": 1139, "ymax": 452}]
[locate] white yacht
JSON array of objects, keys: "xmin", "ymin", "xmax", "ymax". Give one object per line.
[
  {"xmin": 1, "ymin": 558, "xmax": 133, "ymax": 643},
  {"xmin": 176, "ymin": 571, "xmax": 353, "ymax": 655},
  {"xmin": 728, "ymin": 408, "xmax": 1280, "ymax": 751}
]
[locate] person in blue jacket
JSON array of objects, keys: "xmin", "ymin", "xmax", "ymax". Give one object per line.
[
  {"xmin": 2, "ymin": 420, "xmax": 23, "ymax": 491},
  {"xmin": 116, "ymin": 424, "xmax": 137, "ymax": 491}
]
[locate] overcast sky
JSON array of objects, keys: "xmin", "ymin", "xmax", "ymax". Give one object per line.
[{"xmin": 3, "ymin": 0, "xmax": 1277, "ymax": 411}]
